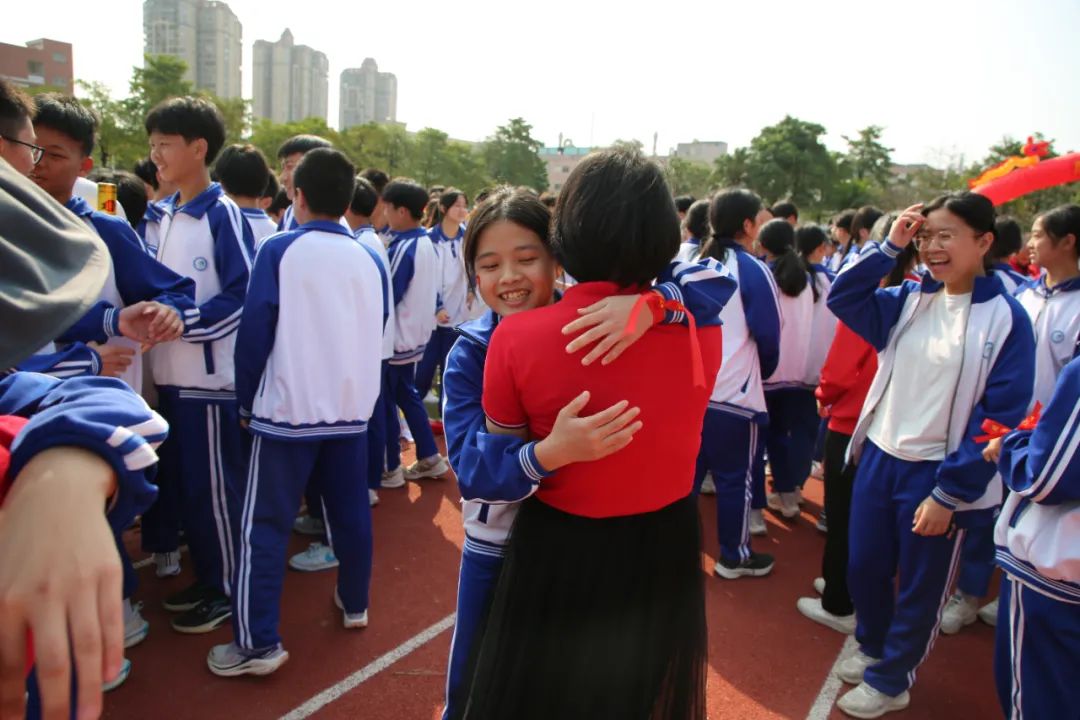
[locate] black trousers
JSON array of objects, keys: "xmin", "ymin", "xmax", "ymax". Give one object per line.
[{"xmin": 822, "ymin": 428, "xmax": 856, "ymax": 616}]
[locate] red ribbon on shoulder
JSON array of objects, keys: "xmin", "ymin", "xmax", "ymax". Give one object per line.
[
  {"xmin": 974, "ymin": 403, "xmax": 1042, "ymax": 443},
  {"xmin": 625, "ymin": 291, "xmax": 707, "ymax": 389}
]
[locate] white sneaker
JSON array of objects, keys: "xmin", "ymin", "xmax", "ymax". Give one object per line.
[
  {"xmin": 103, "ymin": 658, "xmax": 132, "ymax": 692},
  {"xmin": 797, "ymin": 597, "xmax": 855, "ymax": 635},
  {"xmin": 837, "ymin": 649, "xmax": 881, "ymax": 685},
  {"xmin": 292, "ymin": 514, "xmax": 325, "ymax": 536},
  {"xmin": 978, "ymin": 598, "xmax": 999, "ymax": 627},
  {"xmin": 207, "ymin": 642, "xmax": 289, "ymax": 677},
  {"xmin": 399, "ymin": 420, "xmax": 414, "ymax": 443},
  {"xmin": 334, "ymin": 589, "xmax": 369, "ymax": 629},
  {"xmin": 154, "ymin": 551, "xmax": 181, "ymax": 578},
  {"xmin": 816, "ymin": 512, "xmax": 828, "ymax": 533},
  {"xmin": 369, "ymin": 489, "xmax": 379, "ymax": 507},
  {"xmin": 123, "ymin": 599, "xmax": 150, "ymax": 648},
  {"xmin": 700, "ymin": 473, "xmax": 716, "ymax": 495},
  {"xmin": 811, "ymin": 461, "xmax": 825, "ymax": 480},
  {"xmin": 381, "ymin": 466, "xmax": 406, "ymax": 489},
  {"xmin": 767, "ymin": 492, "xmax": 800, "ymax": 519},
  {"xmin": 749, "ymin": 509, "xmax": 768, "ymax": 536},
  {"xmin": 813, "ymin": 577, "xmax": 826, "ymax": 595},
  {"xmin": 795, "ymin": 486, "xmax": 806, "ymax": 505},
  {"xmin": 288, "ymin": 542, "xmax": 339, "ymax": 572},
  {"xmin": 404, "ymin": 454, "xmax": 450, "ymax": 480},
  {"xmin": 836, "ymin": 682, "xmax": 910, "ymax": 718},
  {"xmin": 940, "ymin": 592, "xmax": 979, "ymax": 635}
]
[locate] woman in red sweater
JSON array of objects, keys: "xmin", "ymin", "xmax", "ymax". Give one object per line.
[
  {"xmin": 797, "ymin": 234, "xmax": 919, "ymax": 634},
  {"xmin": 465, "ymin": 149, "xmax": 731, "ymax": 719}
]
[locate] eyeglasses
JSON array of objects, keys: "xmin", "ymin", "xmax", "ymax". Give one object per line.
[
  {"xmin": 0, "ymin": 135, "xmax": 45, "ymax": 165},
  {"xmin": 914, "ymin": 229, "xmax": 969, "ymax": 250}
]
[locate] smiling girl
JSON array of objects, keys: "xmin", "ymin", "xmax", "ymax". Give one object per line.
[
  {"xmin": 439, "ymin": 185, "xmax": 735, "ymax": 719},
  {"xmin": 826, "ymin": 193, "xmax": 1035, "ymax": 718}
]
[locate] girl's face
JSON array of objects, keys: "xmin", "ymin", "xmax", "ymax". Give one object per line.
[
  {"xmin": 446, "ymin": 195, "xmax": 469, "ymax": 225},
  {"xmin": 473, "ymin": 220, "xmax": 558, "ymax": 317},
  {"xmin": 916, "ymin": 208, "xmax": 992, "ymax": 287},
  {"xmin": 1027, "ymin": 217, "xmax": 1075, "ymax": 269}
]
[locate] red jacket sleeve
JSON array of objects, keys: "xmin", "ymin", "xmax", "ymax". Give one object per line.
[
  {"xmin": 816, "ymin": 321, "xmax": 875, "ymax": 409},
  {"xmin": 0, "ymin": 415, "xmax": 29, "ymax": 505}
]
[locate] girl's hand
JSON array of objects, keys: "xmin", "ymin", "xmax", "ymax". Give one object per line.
[
  {"xmin": 982, "ymin": 437, "xmax": 1004, "ymax": 464},
  {"xmin": 561, "ymin": 293, "xmax": 655, "ymax": 367},
  {"xmin": 912, "ymin": 496, "xmax": 954, "ymax": 536},
  {"xmin": 534, "ymin": 391, "xmax": 643, "ymax": 471},
  {"xmin": 890, "ymin": 204, "xmax": 926, "ymax": 249}
]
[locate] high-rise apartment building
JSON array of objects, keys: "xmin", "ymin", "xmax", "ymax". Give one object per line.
[
  {"xmin": 339, "ymin": 58, "xmax": 397, "ymax": 129},
  {"xmin": 252, "ymin": 29, "xmax": 329, "ymax": 124},
  {"xmin": 143, "ymin": 0, "xmax": 242, "ymax": 98}
]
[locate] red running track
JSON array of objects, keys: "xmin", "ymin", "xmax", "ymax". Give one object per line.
[{"xmin": 106, "ymin": 441, "xmax": 1000, "ymax": 720}]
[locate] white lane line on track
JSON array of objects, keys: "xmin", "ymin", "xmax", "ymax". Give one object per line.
[
  {"xmin": 806, "ymin": 635, "xmax": 858, "ymax": 720},
  {"xmin": 279, "ymin": 612, "xmax": 457, "ymax": 720}
]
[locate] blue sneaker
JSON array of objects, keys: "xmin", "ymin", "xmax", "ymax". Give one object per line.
[{"xmin": 103, "ymin": 658, "xmax": 132, "ymax": 692}]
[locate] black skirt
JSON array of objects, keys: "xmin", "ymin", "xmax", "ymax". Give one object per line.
[{"xmin": 461, "ymin": 494, "xmax": 707, "ymax": 720}]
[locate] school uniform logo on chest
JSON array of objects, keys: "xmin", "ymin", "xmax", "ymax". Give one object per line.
[
  {"xmin": 193, "ymin": 256, "xmax": 209, "ymax": 271},
  {"xmin": 1051, "ymin": 330, "xmax": 1066, "ymax": 344}
]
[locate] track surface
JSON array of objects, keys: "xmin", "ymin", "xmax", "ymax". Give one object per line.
[{"xmin": 106, "ymin": 440, "xmax": 1000, "ymax": 720}]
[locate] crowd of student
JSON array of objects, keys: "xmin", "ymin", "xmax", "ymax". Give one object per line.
[{"xmin": 0, "ymin": 73, "xmax": 1077, "ymax": 720}]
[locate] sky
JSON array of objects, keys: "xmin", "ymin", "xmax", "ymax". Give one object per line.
[{"xmin": 5, "ymin": 0, "xmax": 1080, "ymax": 167}]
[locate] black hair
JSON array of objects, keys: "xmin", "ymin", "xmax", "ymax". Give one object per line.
[
  {"xmin": 796, "ymin": 225, "xmax": 828, "ymax": 301},
  {"xmin": 382, "ymin": 178, "xmax": 429, "ymax": 220},
  {"xmin": 674, "ymin": 195, "xmax": 696, "ymax": 214},
  {"xmin": 262, "ymin": 171, "xmax": 279, "ymax": 199},
  {"xmin": 759, "ymin": 218, "xmax": 809, "ymax": 298},
  {"xmin": 0, "ymin": 78, "xmax": 35, "ymax": 137},
  {"xmin": 429, "ymin": 185, "xmax": 446, "ymax": 198},
  {"xmin": 133, "ymin": 157, "xmax": 159, "ymax": 191},
  {"xmin": 213, "ymin": 143, "xmax": 271, "ymax": 198},
  {"xmin": 851, "ymin": 205, "xmax": 885, "ymax": 243},
  {"xmin": 884, "ymin": 243, "xmax": 920, "ymax": 288},
  {"xmin": 991, "ymin": 216, "xmax": 1024, "ymax": 261},
  {"xmin": 144, "ymin": 96, "xmax": 226, "ymax": 164},
  {"xmin": 430, "ymin": 187, "xmax": 467, "ymax": 226},
  {"xmin": 294, "ymin": 148, "xmax": 355, "ymax": 218},
  {"xmin": 921, "ymin": 192, "xmax": 996, "ymax": 236},
  {"xmin": 33, "ymin": 93, "xmax": 97, "ymax": 156},
  {"xmin": 474, "ymin": 187, "xmax": 493, "ymax": 205},
  {"xmin": 833, "ymin": 209, "xmax": 856, "ymax": 233},
  {"xmin": 553, "ymin": 148, "xmax": 678, "ymax": 287},
  {"xmin": 539, "ymin": 191, "xmax": 557, "ymax": 209},
  {"xmin": 421, "ymin": 198, "xmax": 440, "ymax": 228},
  {"xmin": 701, "ymin": 188, "xmax": 762, "ymax": 263},
  {"xmin": 359, "ymin": 167, "xmax": 389, "ymax": 195},
  {"xmin": 1037, "ymin": 205, "xmax": 1080, "ymax": 258},
  {"xmin": 771, "ymin": 200, "xmax": 798, "ymax": 221},
  {"xmin": 349, "ymin": 176, "xmax": 379, "ymax": 217},
  {"xmin": 685, "ymin": 199, "xmax": 710, "ymax": 241},
  {"xmin": 87, "ymin": 168, "xmax": 148, "ymax": 230},
  {"xmin": 462, "ymin": 185, "xmax": 552, "ymax": 280},
  {"xmin": 276, "ymin": 134, "xmax": 332, "ymax": 160},
  {"xmin": 268, "ymin": 187, "xmax": 291, "ymax": 215}
]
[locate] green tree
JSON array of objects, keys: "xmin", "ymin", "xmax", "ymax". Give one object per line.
[
  {"xmin": 210, "ymin": 95, "xmax": 250, "ymax": 147},
  {"xmin": 249, "ymin": 117, "xmax": 339, "ymax": 168},
  {"xmin": 665, "ymin": 157, "xmax": 712, "ymax": 197},
  {"xmin": 711, "ymin": 147, "xmax": 752, "ymax": 188},
  {"xmin": 411, "ymin": 128, "xmax": 451, "ymax": 188},
  {"xmin": 841, "ymin": 125, "xmax": 894, "ymax": 188},
  {"xmin": 744, "ymin": 115, "xmax": 837, "ymax": 209},
  {"xmin": 124, "ymin": 54, "xmax": 194, "ymax": 125},
  {"xmin": 482, "ymin": 118, "xmax": 548, "ymax": 191},
  {"xmin": 609, "ymin": 138, "xmax": 644, "ymax": 153}
]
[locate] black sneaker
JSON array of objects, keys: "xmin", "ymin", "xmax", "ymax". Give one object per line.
[
  {"xmin": 714, "ymin": 552, "xmax": 775, "ymax": 580},
  {"xmin": 171, "ymin": 595, "xmax": 232, "ymax": 634},
  {"xmin": 163, "ymin": 582, "xmax": 215, "ymax": 613}
]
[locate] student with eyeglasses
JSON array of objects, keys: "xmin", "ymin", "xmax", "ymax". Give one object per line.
[
  {"xmin": 0, "ymin": 79, "xmax": 44, "ymax": 175},
  {"xmin": 825, "ymin": 192, "xmax": 1036, "ymax": 718}
]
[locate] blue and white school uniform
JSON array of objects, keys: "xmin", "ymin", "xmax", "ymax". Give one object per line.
[
  {"xmin": 417, "ymin": 223, "xmax": 469, "ymax": 400},
  {"xmin": 829, "ymin": 240, "xmax": 1035, "ymax": 699},
  {"xmin": 676, "ymin": 236, "xmax": 703, "ymax": 262},
  {"xmin": 440, "ymin": 257, "xmax": 736, "ymax": 720},
  {"xmin": 383, "ymin": 227, "xmax": 440, "ymax": 470},
  {"xmin": 691, "ymin": 241, "xmax": 781, "ymax": 563},
  {"xmin": 232, "ymin": 220, "xmax": 388, "ymax": 651},
  {"xmin": 993, "ymin": 355, "xmax": 1080, "ymax": 720},
  {"xmin": 355, "ymin": 224, "xmax": 397, "ymax": 487},
  {"xmin": 828, "ymin": 243, "xmax": 852, "ymax": 274},
  {"xmin": 143, "ymin": 183, "xmax": 255, "ymax": 595},
  {"xmin": 18, "ymin": 343, "xmax": 101, "ymax": 378},
  {"xmin": 762, "ymin": 268, "xmax": 815, "ymax": 496},
  {"xmin": 57, "ymin": 196, "xmax": 197, "ymax": 393},
  {"xmin": 136, "ymin": 199, "xmax": 165, "ymax": 255},
  {"xmin": 241, "ymin": 207, "xmax": 279, "ymax": 249},
  {"xmin": 803, "ymin": 266, "xmax": 838, "ymax": 466},
  {"xmin": 957, "ymin": 275, "xmax": 1080, "ymax": 600},
  {"xmin": 992, "ymin": 262, "xmax": 1030, "ymax": 296}
]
